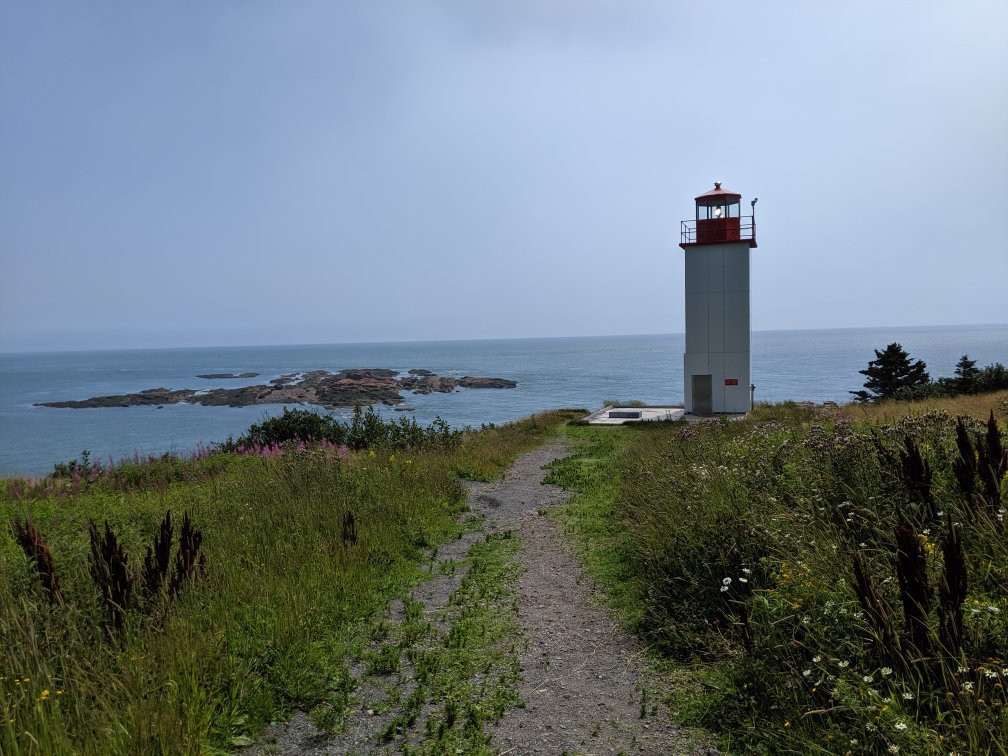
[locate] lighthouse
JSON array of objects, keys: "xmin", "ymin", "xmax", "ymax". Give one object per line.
[{"xmin": 679, "ymin": 182, "xmax": 757, "ymax": 415}]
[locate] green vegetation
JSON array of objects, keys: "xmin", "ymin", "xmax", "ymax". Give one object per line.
[
  {"xmin": 852, "ymin": 343, "xmax": 1008, "ymax": 403},
  {"xmin": 376, "ymin": 531, "xmax": 523, "ymax": 753},
  {"xmin": 1, "ymin": 409, "xmax": 580, "ymax": 754},
  {"xmin": 222, "ymin": 406, "xmax": 460, "ymax": 452},
  {"xmin": 549, "ymin": 394, "xmax": 1008, "ymax": 753},
  {"xmin": 851, "ymin": 342, "xmax": 929, "ymax": 402}
]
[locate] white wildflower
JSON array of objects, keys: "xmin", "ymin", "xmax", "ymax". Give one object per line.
[
  {"xmin": 880, "ymin": 667, "xmax": 893, "ymax": 677},
  {"xmin": 719, "ymin": 586, "xmax": 729, "ymax": 593},
  {"xmin": 722, "ymin": 577, "xmax": 732, "ymax": 586},
  {"xmin": 838, "ymin": 660, "xmax": 850, "ymax": 668},
  {"xmin": 902, "ymin": 691, "xmax": 914, "ymax": 700},
  {"xmin": 894, "ymin": 721, "xmax": 908, "ymax": 731},
  {"xmin": 812, "ymin": 655, "xmax": 822, "ymax": 663}
]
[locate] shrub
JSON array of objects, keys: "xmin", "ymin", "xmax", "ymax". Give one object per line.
[
  {"xmin": 611, "ymin": 406, "xmax": 1008, "ymax": 751},
  {"xmin": 223, "ymin": 406, "xmax": 461, "ymax": 452}
]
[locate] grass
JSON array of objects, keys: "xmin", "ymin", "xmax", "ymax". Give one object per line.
[
  {"xmin": 835, "ymin": 388, "xmax": 1008, "ymax": 425},
  {"xmin": 386, "ymin": 531, "xmax": 524, "ymax": 754},
  {"xmin": 0, "ymin": 409, "xmax": 583, "ymax": 754},
  {"xmin": 548, "ymin": 393, "xmax": 1008, "ymax": 753}
]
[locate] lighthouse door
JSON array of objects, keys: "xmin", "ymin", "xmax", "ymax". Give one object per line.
[{"xmin": 692, "ymin": 374, "xmax": 713, "ymax": 416}]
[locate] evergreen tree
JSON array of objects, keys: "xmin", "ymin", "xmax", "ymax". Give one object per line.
[
  {"xmin": 953, "ymin": 354, "xmax": 979, "ymax": 393},
  {"xmin": 850, "ymin": 342, "xmax": 929, "ymax": 402}
]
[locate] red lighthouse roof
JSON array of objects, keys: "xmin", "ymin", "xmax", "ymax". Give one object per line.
[{"xmin": 695, "ymin": 181, "xmax": 741, "ymax": 206}]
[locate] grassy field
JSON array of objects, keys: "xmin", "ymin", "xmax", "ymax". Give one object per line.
[
  {"xmin": 0, "ymin": 409, "xmax": 581, "ymax": 754},
  {"xmin": 549, "ymin": 391, "xmax": 1008, "ymax": 753}
]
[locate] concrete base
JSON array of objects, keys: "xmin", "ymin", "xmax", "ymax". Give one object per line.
[
  {"xmin": 585, "ymin": 406, "xmax": 686, "ymax": 425},
  {"xmin": 683, "ymin": 412, "xmax": 748, "ymax": 423}
]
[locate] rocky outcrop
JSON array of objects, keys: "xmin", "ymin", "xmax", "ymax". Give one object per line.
[
  {"xmin": 458, "ymin": 376, "xmax": 518, "ymax": 389},
  {"xmin": 37, "ymin": 369, "xmax": 516, "ymax": 410},
  {"xmin": 196, "ymin": 372, "xmax": 259, "ymax": 379},
  {"xmin": 38, "ymin": 388, "xmax": 198, "ymax": 409},
  {"xmin": 398, "ymin": 375, "xmax": 459, "ymax": 394}
]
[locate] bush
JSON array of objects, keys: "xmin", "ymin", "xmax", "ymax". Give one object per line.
[
  {"xmin": 222, "ymin": 406, "xmax": 461, "ymax": 452},
  {"xmin": 611, "ymin": 406, "xmax": 1008, "ymax": 752}
]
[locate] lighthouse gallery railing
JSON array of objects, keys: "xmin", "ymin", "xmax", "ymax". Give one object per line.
[{"xmin": 680, "ymin": 216, "xmax": 756, "ymax": 245}]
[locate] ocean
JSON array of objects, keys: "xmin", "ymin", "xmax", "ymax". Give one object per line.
[{"xmin": 1, "ymin": 325, "xmax": 1006, "ymax": 477}]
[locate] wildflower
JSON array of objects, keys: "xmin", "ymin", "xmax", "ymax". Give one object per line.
[
  {"xmin": 859, "ymin": 542, "xmax": 867, "ymax": 548},
  {"xmin": 738, "ymin": 577, "xmax": 748, "ymax": 583},
  {"xmin": 922, "ymin": 528, "xmax": 930, "ymax": 536},
  {"xmin": 722, "ymin": 577, "xmax": 732, "ymax": 586},
  {"xmin": 813, "ymin": 655, "xmax": 822, "ymax": 663},
  {"xmin": 742, "ymin": 568, "xmax": 752, "ymax": 575},
  {"xmin": 957, "ymin": 666, "xmax": 969, "ymax": 674},
  {"xmin": 889, "ymin": 746, "xmax": 900, "ymax": 754},
  {"xmin": 39, "ymin": 689, "xmax": 50, "ymax": 701},
  {"xmin": 989, "ymin": 606, "xmax": 1000, "ymax": 614},
  {"xmin": 894, "ymin": 722, "xmax": 907, "ymax": 731},
  {"xmin": 720, "ymin": 586, "xmax": 729, "ymax": 593},
  {"xmin": 902, "ymin": 691, "xmax": 914, "ymax": 700},
  {"xmin": 850, "ymin": 739, "xmax": 858, "ymax": 746},
  {"xmin": 838, "ymin": 660, "xmax": 850, "ymax": 668},
  {"xmin": 881, "ymin": 667, "xmax": 893, "ymax": 677},
  {"xmin": 962, "ymin": 681, "xmax": 974, "ymax": 691},
  {"xmin": 803, "ymin": 669, "xmax": 812, "ymax": 677},
  {"xmin": 864, "ymin": 675, "xmax": 874, "ymax": 683}
]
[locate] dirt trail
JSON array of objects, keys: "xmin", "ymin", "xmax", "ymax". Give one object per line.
[
  {"xmin": 250, "ymin": 442, "xmax": 714, "ymax": 754},
  {"xmin": 481, "ymin": 443, "xmax": 713, "ymax": 756}
]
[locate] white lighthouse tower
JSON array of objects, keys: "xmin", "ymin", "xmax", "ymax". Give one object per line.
[{"xmin": 679, "ymin": 182, "xmax": 757, "ymax": 415}]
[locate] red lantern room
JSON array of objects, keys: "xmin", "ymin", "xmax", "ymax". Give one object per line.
[{"xmin": 680, "ymin": 181, "xmax": 757, "ymax": 248}]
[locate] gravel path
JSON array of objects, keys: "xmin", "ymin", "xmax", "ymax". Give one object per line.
[
  {"xmin": 483, "ymin": 443, "xmax": 713, "ymax": 756},
  {"xmin": 249, "ymin": 441, "xmax": 714, "ymax": 755}
]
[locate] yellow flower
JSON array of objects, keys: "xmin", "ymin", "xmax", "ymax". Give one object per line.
[{"xmin": 39, "ymin": 689, "xmax": 50, "ymax": 701}]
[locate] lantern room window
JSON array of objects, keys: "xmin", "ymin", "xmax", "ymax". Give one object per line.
[{"xmin": 696, "ymin": 201, "xmax": 740, "ymax": 220}]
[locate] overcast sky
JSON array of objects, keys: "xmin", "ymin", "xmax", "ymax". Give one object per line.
[{"xmin": 1, "ymin": 1, "xmax": 1006, "ymax": 352}]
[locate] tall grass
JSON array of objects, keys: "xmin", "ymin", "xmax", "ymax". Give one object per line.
[
  {"xmin": 0, "ymin": 409, "xmax": 582, "ymax": 754},
  {"xmin": 553, "ymin": 394, "xmax": 1008, "ymax": 753}
]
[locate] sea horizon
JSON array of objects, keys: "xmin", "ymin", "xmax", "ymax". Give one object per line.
[
  {"xmin": 1, "ymin": 323, "xmax": 1006, "ymax": 477},
  {"xmin": 2, "ymin": 321, "xmax": 1005, "ymax": 357}
]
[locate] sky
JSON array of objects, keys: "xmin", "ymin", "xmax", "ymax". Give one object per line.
[{"xmin": 1, "ymin": 1, "xmax": 1006, "ymax": 352}]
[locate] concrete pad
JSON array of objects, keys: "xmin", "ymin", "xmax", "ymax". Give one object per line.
[{"xmin": 585, "ymin": 406, "xmax": 686, "ymax": 425}]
